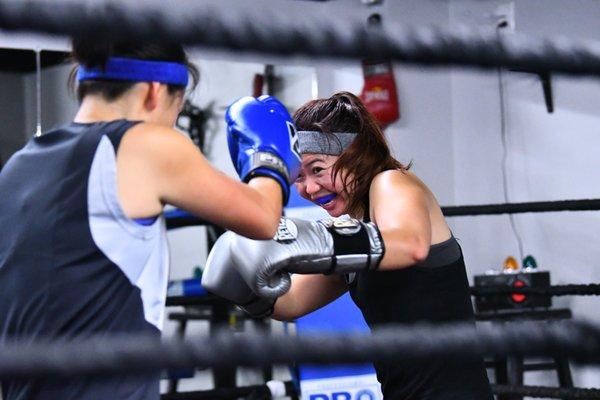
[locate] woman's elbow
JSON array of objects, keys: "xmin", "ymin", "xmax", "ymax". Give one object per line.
[
  {"xmin": 243, "ymin": 212, "xmax": 279, "ymax": 240},
  {"xmin": 271, "ymin": 312, "xmax": 296, "ymax": 322},
  {"xmin": 271, "ymin": 304, "xmax": 301, "ymax": 322},
  {"xmin": 255, "ymin": 213, "xmax": 280, "ymax": 239},
  {"xmin": 382, "ymin": 231, "xmax": 430, "ymax": 266},
  {"xmin": 410, "ymin": 238, "xmax": 430, "ymax": 264}
]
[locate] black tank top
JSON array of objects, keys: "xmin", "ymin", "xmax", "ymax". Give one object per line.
[
  {"xmin": 0, "ymin": 121, "xmax": 160, "ymax": 400},
  {"xmin": 348, "ymin": 205, "xmax": 492, "ymax": 399}
]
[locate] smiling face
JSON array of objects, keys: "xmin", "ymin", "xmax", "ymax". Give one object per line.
[
  {"xmin": 294, "ymin": 153, "xmax": 351, "ymax": 217},
  {"xmin": 293, "ymin": 92, "xmax": 405, "ymax": 218}
]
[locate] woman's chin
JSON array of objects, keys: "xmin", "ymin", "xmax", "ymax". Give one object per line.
[{"xmin": 326, "ymin": 208, "xmax": 345, "ymax": 218}]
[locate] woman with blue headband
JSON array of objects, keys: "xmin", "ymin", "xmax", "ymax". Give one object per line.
[
  {"xmin": 203, "ymin": 92, "xmax": 493, "ymax": 399},
  {"xmin": 0, "ymin": 38, "xmax": 299, "ymax": 400}
]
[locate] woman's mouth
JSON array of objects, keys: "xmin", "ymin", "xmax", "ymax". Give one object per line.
[{"xmin": 314, "ymin": 193, "xmax": 337, "ymax": 208}]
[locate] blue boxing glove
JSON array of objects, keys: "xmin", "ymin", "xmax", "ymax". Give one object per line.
[{"xmin": 226, "ymin": 96, "xmax": 301, "ymax": 204}]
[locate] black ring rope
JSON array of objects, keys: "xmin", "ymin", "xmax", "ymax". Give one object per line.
[
  {"xmin": 161, "ymin": 381, "xmax": 297, "ymax": 400},
  {"xmin": 1, "ymin": 0, "xmax": 600, "ymax": 76},
  {"xmin": 476, "ymin": 308, "xmax": 572, "ymax": 322},
  {"xmin": 491, "ymin": 384, "xmax": 600, "ymax": 399},
  {"xmin": 164, "ymin": 198, "xmax": 600, "ymax": 231},
  {"xmin": 471, "ymin": 284, "xmax": 600, "ymax": 297},
  {"xmin": 165, "ymin": 213, "xmax": 207, "ymax": 230},
  {"xmin": 2, "ymin": 320, "xmax": 600, "ymax": 379},
  {"xmin": 442, "ymin": 198, "xmax": 600, "ymax": 217}
]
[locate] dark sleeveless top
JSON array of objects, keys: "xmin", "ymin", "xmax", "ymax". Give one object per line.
[
  {"xmin": 0, "ymin": 121, "xmax": 161, "ymax": 400},
  {"xmin": 347, "ymin": 201, "xmax": 493, "ymax": 399}
]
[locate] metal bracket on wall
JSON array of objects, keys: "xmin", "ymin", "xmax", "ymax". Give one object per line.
[{"xmin": 510, "ymin": 69, "xmax": 554, "ymax": 113}]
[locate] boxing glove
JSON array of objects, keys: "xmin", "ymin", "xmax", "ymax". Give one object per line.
[
  {"xmin": 231, "ymin": 216, "xmax": 385, "ymax": 298},
  {"xmin": 226, "ymin": 96, "xmax": 301, "ymax": 204},
  {"xmin": 202, "ymin": 231, "xmax": 275, "ymax": 318}
]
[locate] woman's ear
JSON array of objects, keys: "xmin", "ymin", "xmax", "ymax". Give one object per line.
[{"xmin": 143, "ymin": 82, "xmax": 162, "ymax": 111}]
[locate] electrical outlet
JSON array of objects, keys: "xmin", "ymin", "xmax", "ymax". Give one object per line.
[{"xmin": 495, "ymin": 2, "xmax": 515, "ymax": 31}]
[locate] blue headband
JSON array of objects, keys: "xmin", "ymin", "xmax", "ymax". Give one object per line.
[{"xmin": 77, "ymin": 57, "xmax": 189, "ymax": 86}]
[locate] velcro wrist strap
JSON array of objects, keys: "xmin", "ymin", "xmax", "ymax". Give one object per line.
[
  {"xmin": 240, "ymin": 297, "xmax": 275, "ymax": 318},
  {"xmin": 364, "ymin": 222, "xmax": 385, "ymax": 270},
  {"xmin": 248, "ymin": 151, "xmax": 290, "ymax": 183},
  {"xmin": 246, "ymin": 168, "xmax": 290, "ymax": 205},
  {"xmin": 320, "ymin": 218, "xmax": 384, "ymax": 273}
]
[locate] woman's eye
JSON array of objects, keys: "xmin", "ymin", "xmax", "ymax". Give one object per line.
[{"xmin": 312, "ymin": 167, "xmax": 324, "ymax": 174}]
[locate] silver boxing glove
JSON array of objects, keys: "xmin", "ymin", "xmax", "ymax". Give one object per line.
[
  {"xmin": 201, "ymin": 231, "xmax": 275, "ymax": 318},
  {"xmin": 231, "ymin": 216, "xmax": 384, "ymax": 299}
]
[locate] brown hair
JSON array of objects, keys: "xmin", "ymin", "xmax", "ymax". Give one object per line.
[
  {"xmin": 293, "ymin": 91, "xmax": 409, "ymax": 217},
  {"xmin": 68, "ymin": 37, "xmax": 199, "ymax": 103}
]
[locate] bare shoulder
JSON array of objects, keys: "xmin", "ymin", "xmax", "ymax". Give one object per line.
[
  {"xmin": 123, "ymin": 122, "xmax": 191, "ymax": 149},
  {"xmin": 120, "ymin": 122, "xmax": 197, "ymax": 165},
  {"xmin": 370, "ymin": 169, "xmax": 426, "ymax": 195}
]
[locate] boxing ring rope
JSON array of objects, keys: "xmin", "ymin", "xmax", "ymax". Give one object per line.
[
  {"xmin": 470, "ymin": 284, "xmax": 600, "ymax": 297},
  {"xmin": 161, "ymin": 381, "xmax": 298, "ymax": 400},
  {"xmin": 164, "ymin": 197, "xmax": 600, "ymax": 230},
  {"xmin": 491, "ymin": 384, "xmax": 600, "ymax": 399},
  {"xmin": 442, "ymin": 198, "xmax": 600, "ymax": 217},
  {"xmin": 161, "ymin": 382, "xmax": 600, "ymax": 400},
  {"xmin": 1, "ymin": 0, "xmax": 600, "ymax": 76},
  {"xmin": 163, "ymin": 206, "xmax": 600, "ymax": 298},
  {"xmin": 164, "ymin": 209, "xmax": 207, "ymax": 230},
  {"xmin": 2, "ymin": 320, "xmax": 600, "ymax": 379}
]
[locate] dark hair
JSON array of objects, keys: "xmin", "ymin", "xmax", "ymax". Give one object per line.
[
  {"xmin": 293, "ymin": 91, "xmax": 409, "ymax": 217},
  {"xmin": 68, "ymin": 37, "xmax": 199, "ymax": 102}
]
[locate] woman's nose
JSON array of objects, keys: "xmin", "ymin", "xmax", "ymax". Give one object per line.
[{"xmin": 305, "ymin": 177, "xmax": 321, "ymax": 195}]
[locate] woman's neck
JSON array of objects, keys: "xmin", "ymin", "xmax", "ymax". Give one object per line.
[
  {"xmin": 74, "ymin": 95, "xmax": 142, "ymax": 123},
  {"xmin": 347, "ymin": 208, "xmax": 365, "ymax": 221}
]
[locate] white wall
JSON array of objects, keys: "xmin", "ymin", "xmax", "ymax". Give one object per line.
[
  {"xmin": 315, "ymin": 0, "xmax": 456, "ymax": 204},
  {"xmin": 316, "ymin": 0, "xmax": 600, "ymax": 389},
  {"xmin": 448, "ymin": 0, "xmax": 600, "ymax": 388},
  {"xmin": 448, "ymin": 0, "xmax": 600, "ymax": 310}
]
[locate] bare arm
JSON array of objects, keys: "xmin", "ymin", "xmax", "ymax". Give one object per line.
[
  {"xmin": 370, "ymin": 170, "xmax": 432, "ymax": 270},
  {"xmin": 117, "ymin": 123, "xmax": 281, "ymax": 239},
  {"xmin": 272, "ymin": 274, "xmax": 347, "ymax": 321}
]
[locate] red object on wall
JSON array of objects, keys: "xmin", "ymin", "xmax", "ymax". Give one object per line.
[
  {"xmin": 253, "ymin": 73, "xmax": 264, "ymax": 97},
  {"xmin": 360, "ymin": 60, "xmax": 400, "ymax": 128}
]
